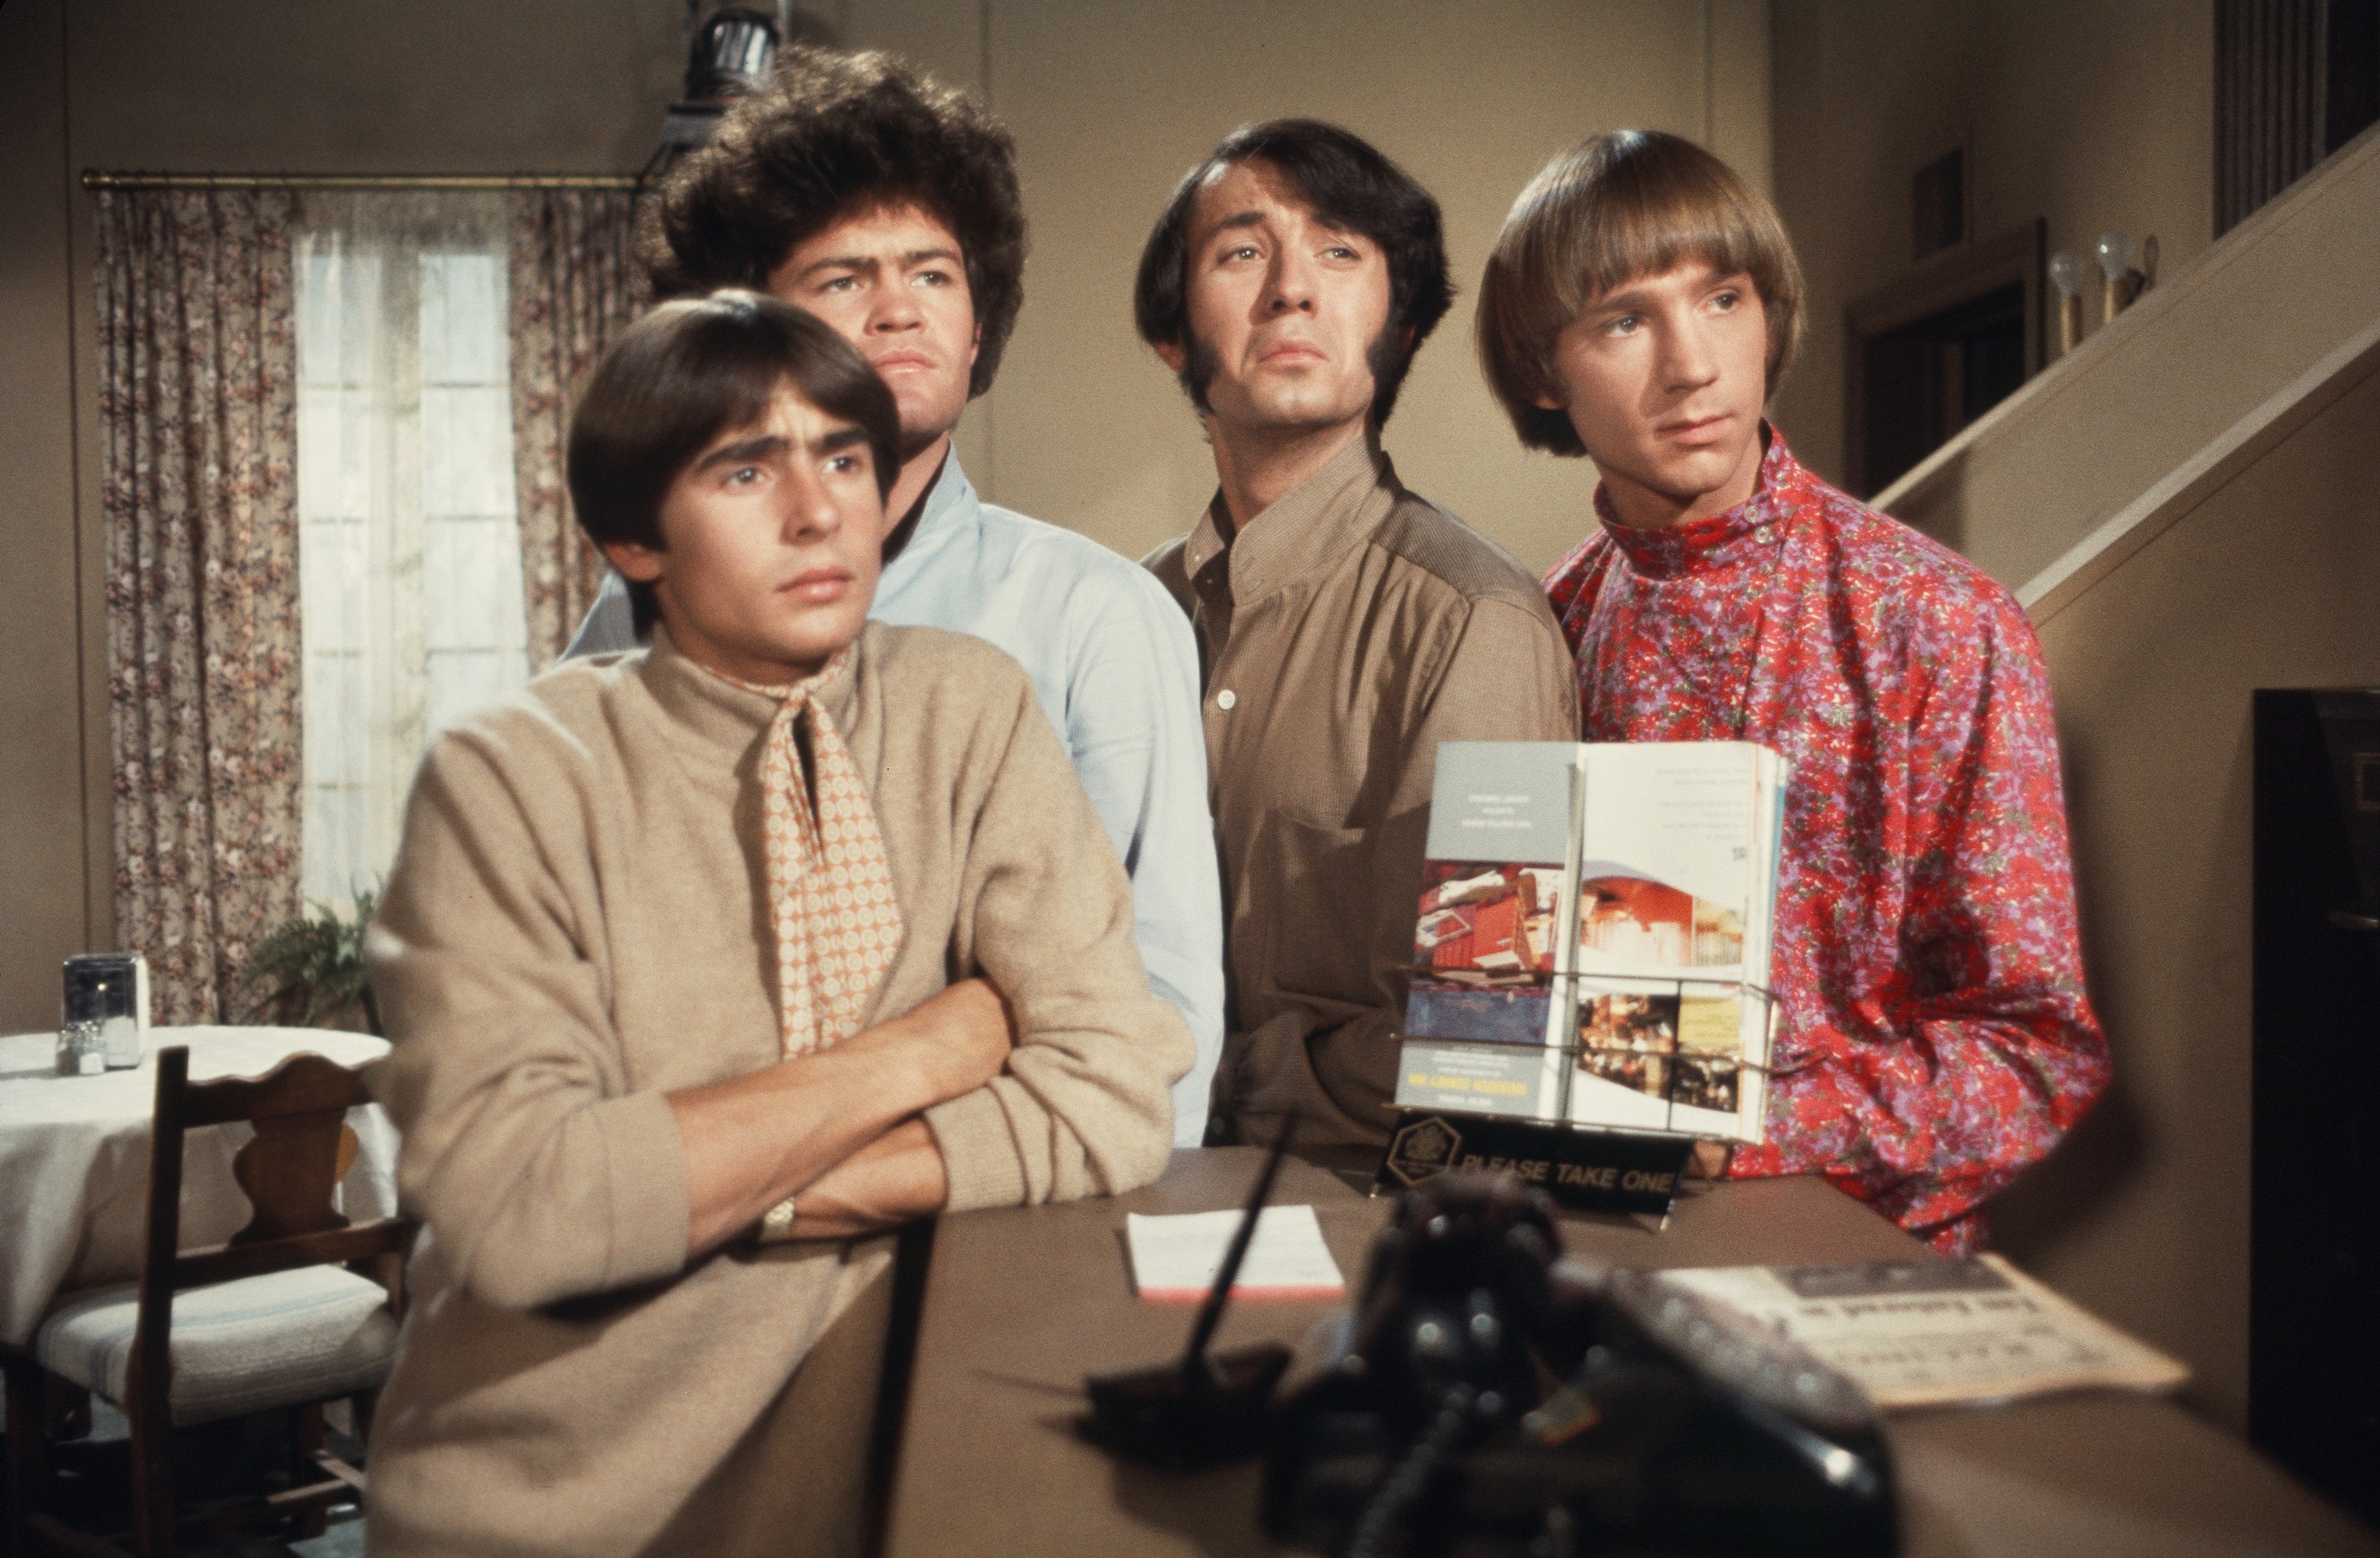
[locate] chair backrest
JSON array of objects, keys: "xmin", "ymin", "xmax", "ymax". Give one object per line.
[{"xmin": 133, "ymin": 1045, "xmax": 412, "ymax": 1406}]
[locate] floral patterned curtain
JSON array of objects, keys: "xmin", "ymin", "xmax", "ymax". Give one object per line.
[
  {"xmin": 509, "ymin": 189, "xmax": 645, "ymax": 670},
  {"xmin": 96, "ymin": 189, "xmax": 304, "ymax": 1024}
]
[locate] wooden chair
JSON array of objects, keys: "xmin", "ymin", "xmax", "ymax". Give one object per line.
[{"xmin": 3, "ymin": 1045, "xmax": 411, "ymax": 1557}]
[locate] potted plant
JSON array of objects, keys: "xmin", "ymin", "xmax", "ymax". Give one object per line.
[{"xmin": 241, "ymin": 889, "xmax": 383, "ymax": 1035}]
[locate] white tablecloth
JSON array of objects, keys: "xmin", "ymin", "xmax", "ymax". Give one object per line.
[{"xmin": 0, "ymin": 1025, "xmax": 399, "ymax": 1348}]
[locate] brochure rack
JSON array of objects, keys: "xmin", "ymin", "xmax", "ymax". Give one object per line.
[{"xmin": 1372, "ymin": 980, "xmax": 1778, "ymax": 1223}]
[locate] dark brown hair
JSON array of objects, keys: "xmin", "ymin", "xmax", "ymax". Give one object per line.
[
  {"xmin": 1476, "ymin": 130, "xmax": 1805, "ymax": 456},
  {"xmin": 1133, "ymin": 119, "xmax": 1452, "ymax": 428},
  {"xmin": 567, "ymin": 290, "xmax": 900, "ymax": 590},
  {"xmin": 639, "ymin": 44, "xmax": 1027, "ymax": 399}
]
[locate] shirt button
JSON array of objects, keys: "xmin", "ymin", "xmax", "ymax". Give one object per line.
[{"xmin": 1216, "ymin": 689, "xmax": 1237, "ymax": 711}]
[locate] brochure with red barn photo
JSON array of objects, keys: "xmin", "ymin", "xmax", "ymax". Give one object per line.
[{"xmin": 1396, "ymin": 741, "xmax": 1788, "ymax": 1143}]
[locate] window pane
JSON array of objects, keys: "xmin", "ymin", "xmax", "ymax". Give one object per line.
[
  {"xmin": 298, "ymin": 250, "xmax": 381, "ymax": 386},
  {"xmin": 303, "ymin": 784, "xmax": 373, "ymax": 906},
  {"xmin": 302, "ymin": 650, "xmax": 369, "ymax": 788},
  {"xmin": 422, "ymin": 516, "xmax": 531, "ymax": 652},
  {"xmin": 420, "ymin": 385, "xmax": 517, "ymax": 516},
  {"xmin": 425, "ymin": 648, "xmax": 523, "ymax": 738},
  {"xmin": 297, "ymin": 388, "xmax": 377, "ymax": 521},
  {"xmin": 420, "ymin": 252, "xmax": 508, "ymax": 385},
  {"xmin": 301, "ymin": 519, "xmax": 369, "ymax": 656}
]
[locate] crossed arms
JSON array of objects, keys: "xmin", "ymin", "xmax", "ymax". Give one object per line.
[
  {"xmin": 668, "ymin": 978, "xmax": 1009, "ymax": 1250},
  {"xmin": 366, "ymin": 648, "xmax": 1189, "ymax": 1311}
]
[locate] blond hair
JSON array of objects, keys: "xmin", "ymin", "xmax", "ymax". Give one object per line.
[{"xmin": 1476, "ymin": 130, "xmax": 1804, "ymax": 456}]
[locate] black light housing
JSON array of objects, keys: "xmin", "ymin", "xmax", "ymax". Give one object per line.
[
  {"xmin": 643, "ymin": 4, "xmax": 797, "ymax": 184},
  {"xmin": 682, "ymin": 6, "xmax": 779, "ymax": 104}
]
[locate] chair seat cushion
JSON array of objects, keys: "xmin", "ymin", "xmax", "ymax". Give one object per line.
[{"xmin": 35, "ymin": 1266, "xmax": 399, "ymax": 1426}]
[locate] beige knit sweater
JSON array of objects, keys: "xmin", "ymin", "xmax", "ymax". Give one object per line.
[{"xmin": 361, "ymin": 623, "xmax": 1190, "ymax": 1557}]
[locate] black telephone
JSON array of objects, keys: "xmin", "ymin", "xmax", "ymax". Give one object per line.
[{"xmin": 1262, "ymin": 1174, "xmax": 1898, "ymax": 1557}]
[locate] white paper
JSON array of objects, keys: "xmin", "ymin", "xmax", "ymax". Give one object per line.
[{"xmin": 1125, "ymin": 1204, "xmax": 1346, "ymax": 1301}]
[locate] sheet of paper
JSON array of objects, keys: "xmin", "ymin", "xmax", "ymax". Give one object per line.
[
  {"xmin": 1125, "ymin": 1204, "xmax": 1346, "ymax": 1303},
  {"xmin": 1658, "ymin": 1254, "xmax": 2190, "ymax": 1409}
]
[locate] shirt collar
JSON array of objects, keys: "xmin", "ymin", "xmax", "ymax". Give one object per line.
[
  {"xmin": 638, "ymin": 622, "xmax": 861, "ymax": 760},
  {"xmin": 1594, "ymin": 424, "xmax": 1814, "ymax": 578},
  {"xmin": 1182, "ymin": 433, "xmax": 1396, "ymax": 605},
  {"xmin": 880, "ymin": 447, "xmax": 976, "ymax": 585}
]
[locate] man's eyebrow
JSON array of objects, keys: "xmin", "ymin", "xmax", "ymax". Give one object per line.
[
  {"xmin": 1586, "ymin": 268, "xmax": 1744, "ymax": 316},
  {"xmin": 1194, "ymin": 210, "xmax": 1268, "ymax": 246},
  {"xmin": 691, "ymin": 433, "xmax": 788, "ymax": 471},
  {"xmin": 794, "ymin": 247, "xmax": 962, "ymax": 279},
  {"xmin": 1584, "ymin": 287, "xmax": 1652, "ymax": 317},
  {"xmin": 813, "ymin": 427, "xmax": 869, "ymax": 456}
]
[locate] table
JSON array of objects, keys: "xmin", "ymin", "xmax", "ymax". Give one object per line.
[
  {"xmin": 0, "ymin": 1025, "xmax": 397, "ymax": 1349},
  {"xmin": 883, "ymin": 1149, "xmax": 2380, "ymax": 1557}
]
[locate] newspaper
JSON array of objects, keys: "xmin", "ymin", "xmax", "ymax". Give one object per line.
[{"xmin": 1656, "ymin": 1254, "xmax": 2190, "ymax": 1410}]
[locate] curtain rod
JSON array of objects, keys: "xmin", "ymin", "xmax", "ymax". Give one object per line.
[{"xmin": 81, "ymin": 172, "xmax": 640, "ymax": 191}]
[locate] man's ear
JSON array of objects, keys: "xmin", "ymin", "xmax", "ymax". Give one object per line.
[
  {"xmin": 1528, "ymin": 373, "xmax": 1568, "ymax": 413},
  {"xmin": 600, "ymin": 537, "xmax": 666, "ymax": 584},
  {"xmin": 1152, "ymin": 337, "xmax": 1186, "ymax": 375}
]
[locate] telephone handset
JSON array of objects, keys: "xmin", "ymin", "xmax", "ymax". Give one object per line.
[{"xmin": 1263, "ymin": 1174, "xmax": 1897, "ymax": 1557}]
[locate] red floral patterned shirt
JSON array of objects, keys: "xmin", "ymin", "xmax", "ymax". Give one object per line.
[{"xmin": 1543, "ymin": 431, "xmax": 2108, "ymax": 1252}]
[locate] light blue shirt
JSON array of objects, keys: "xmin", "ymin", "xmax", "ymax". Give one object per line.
[{"xmin": 567, "ymin": 454, "xmax": 1226, "ymax": 1145}]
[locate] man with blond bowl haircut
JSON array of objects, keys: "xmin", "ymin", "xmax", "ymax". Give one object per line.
[
  {"xmin": 568, "ymin": 47, "xmax": 1226, "ymax": 1145},
  {"xmin": 365, "ymin": 294, "xmax": 1187, "ymax": 1557},
  {"xmin": 1136, "ymin": 120, "xmax": 1579, "ymax": 1150},
  {"xmin": 1477, "ymin": 130, "xmax": 2108, "ymax": 1252}
]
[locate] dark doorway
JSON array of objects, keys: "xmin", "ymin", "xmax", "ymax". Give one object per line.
[
  {"xmin": 1857, "ymin": 284, "xmax": 2028, "ymax": 499},
  {"xmin": 1843, "ymin": 220, "xmax": 2044, "ymax": 502}
]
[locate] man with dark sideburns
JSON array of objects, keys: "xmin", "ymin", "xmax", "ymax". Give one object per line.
[{"xmin": 1136, "ymin": 121, "xmax": 1578, "ymax": 1150}]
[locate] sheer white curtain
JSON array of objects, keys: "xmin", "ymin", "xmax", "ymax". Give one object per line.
[{"xmin": 295, "ymin": 192, "xmax": 532, "ymax": 908}]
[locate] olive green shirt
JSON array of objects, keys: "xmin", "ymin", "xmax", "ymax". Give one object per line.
[{"xmin": 1145, "ymin": 435, "xmax": 1578, "ymax": 1149}]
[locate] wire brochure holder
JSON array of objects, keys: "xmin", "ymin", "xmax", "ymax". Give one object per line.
[{"xmin": 1373, "ymin": 978, "xmax": 1779, "ymax": 1224}]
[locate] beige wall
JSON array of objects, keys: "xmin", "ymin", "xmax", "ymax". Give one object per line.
[
  {"xmin": 0, "ymin": 0, "xmax": 94, "ymax": 1035},
  {"xmin": 0, "ymin": 0, "xmax": 1765, "ymax": 1030},
  {"xmin": 1998, "ymin": 338, "xmax": 2380, "ymax": 1430},
  {"xmin": 1768, "ymin": 0, "xmax": 2215, "ymax": 490}
]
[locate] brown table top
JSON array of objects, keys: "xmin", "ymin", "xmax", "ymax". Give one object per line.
[{"xmin": 882, "ymin": 1148, "xmax": 2377, "ymax": 1557}]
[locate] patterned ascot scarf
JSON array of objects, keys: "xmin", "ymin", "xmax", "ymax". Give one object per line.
[{"xmin": 711, "ymin": 650, "xmax": 905, "ymax": 1059}]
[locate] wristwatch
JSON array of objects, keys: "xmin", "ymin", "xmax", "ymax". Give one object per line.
[{"xmin": 761, "ymin": 1195, "xmax": 797, "ymax": 1240}]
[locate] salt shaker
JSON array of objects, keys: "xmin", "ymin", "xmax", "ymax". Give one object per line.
[{"xmin": 56, "ymin": 1017, "xmax": 106, "ymax": 1077}]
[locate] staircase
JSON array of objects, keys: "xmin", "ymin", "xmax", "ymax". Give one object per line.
[
  {"xmin": 1904, "ymin": 117, "xmax": 2380, "ymax": 1443},
  {"xmin": 1873, "ymin": 118, "xmax": 2380, "ymax": 598}
]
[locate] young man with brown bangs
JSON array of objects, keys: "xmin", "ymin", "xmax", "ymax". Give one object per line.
[
  {"xmin": 1136, "ymin": 119, "xmax": 1577, "ymax": 1152},
  {"xmin": 365, "ymin": 294, "xmax": 1187, "ymax": 1557},
  {"xmin": 567, "ymin": 46, "xmax": 1225, "ymax": 1147},
  {"xmin": 1477, "ymin": 130, "xmax": 2108, "ymax": 1253}
]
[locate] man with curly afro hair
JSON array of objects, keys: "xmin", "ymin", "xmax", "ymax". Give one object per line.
[{"xmin": 570, "ymin": 47, "xmax": 1225, "ymax": 1145}]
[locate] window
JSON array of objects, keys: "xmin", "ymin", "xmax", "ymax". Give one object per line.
[{"xmin": 295, "ymin": 194, "xmax": 530, "ymax": 908}]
